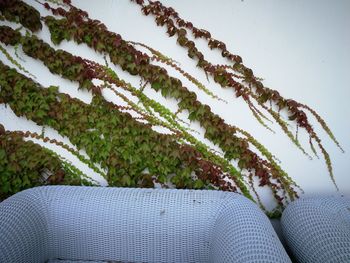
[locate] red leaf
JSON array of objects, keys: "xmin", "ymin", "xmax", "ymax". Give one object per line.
[
  {"xmin": 166, "ymin": 26, "xmax": 176, "ymax": 37},
  {"xmin": 57, "ymin": 7, "xmax": 66, "ymax": 16},
  {"xmin": 114, "ymin": 34, "xmax": 122, "ymax": 47},
  {"xmin": 186, "ymin": 22, "xmax": 193, "ymax": 29}
]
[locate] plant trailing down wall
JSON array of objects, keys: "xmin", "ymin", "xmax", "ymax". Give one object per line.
[
  {"xmin": 0, "ymin": 124, "xmax": 95, "ymax": 200},
  {"xmin": 130, "ymin": 0, "xmax": 344, "ymax": 185},
  {"xmin": 0, "ymin": 0, "xmax": 343, "ymax": 216},
  {"xmin": 0, "ymin": 25, "xmax": 301, "ymax": 206},
  {"xmin": 0, "ymin": 61, "xmax": 252, "ymax": 201}
]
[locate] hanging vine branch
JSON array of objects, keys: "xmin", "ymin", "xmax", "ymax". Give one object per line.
[
  {"xmin": 0, "ymin": 25, "xmax": 260, "ymax": 200},
  {"xmin": 0, "ymin": 0, "xmax": 42, "ymax": 32},
  {"xmin": 0, "ymin": 61, "xmax": 250, "ymax": 197},
  {"xmin": 128, "ymin": 41, "xmax": 228, "ymax": 104},
  {"xmin": 3, "ymin": 35, "xmax": 296, "ymax": 216},
  {"xmin": 0, "ymin": 124, "xmax": 95, "ymax": 200},
  {"xmin": 131, "ymin": 0, "xmax": 343, "ymax": 187},
  {"xmin": 15, "ymin": 129, "xmax": 107, "ymax": 178},
  {"xmin": 3, "ymin": 0, "xmax": 344, "ymax": 216},
  {"xmin": 0, "ymin": 0, "xmax": 306, "ymax": 210},
  {"xmin": 134, "ymin": 0, "xmax": 343, "ymax": 149},
  {"xmin": 32, "ymin": 3, "xmax": 302, "ymax": 203}
]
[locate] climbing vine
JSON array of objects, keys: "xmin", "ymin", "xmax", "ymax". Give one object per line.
[
  {"xmin": 0, "ymin": 62, "xmax": 245, "ymax": 195},
  {"xmin": 0, "ymin": 0, "xmax": 342, "ymax": 217},
  {"xmin": 131, "ymin": 0, "xmax": 344, "ymax": 186},
  {"xmin": 40, "ymin": 4, "xmax": 301, "ymax": 201},
  {"xmin": 0, "ymin": 0, "xmax": 41, "ymax": 32},
  {"xmin": 0, "ymin": 18, "xmax": 300, "ymax": 208},
  {"xmin": 0, "ymin": 124, "xmax": 95, "ymax": 200}
]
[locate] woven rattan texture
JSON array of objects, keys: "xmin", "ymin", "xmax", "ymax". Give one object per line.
[
  {"xmin": 281, "ymin": 196, "xmax": 350, "ymax": 263},
  {"xmin": 1, "ymin": 186, "xmax": 291, "ymax": 262}
]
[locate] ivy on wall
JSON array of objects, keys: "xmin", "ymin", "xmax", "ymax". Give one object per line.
[
  {"xmin": 131, "ymin": 0, "xmax": 344, "ymax": 185},
  {"xmin": 0, "ymin": 124, "xmax": 95, "ymax": 200},
  {"xmin": 0, "ymin": 0, "xmax": 343, "ymax": 217},
  {"xmin": 0, "ymin": 61, "xmax": 243, "ymax": 195}
]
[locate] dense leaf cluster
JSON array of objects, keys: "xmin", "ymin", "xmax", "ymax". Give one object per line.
[
  {"xmin": 39, "ymin": 5, "xmax": 299, "ymax": 206},
  {"xmin": 1, "ymin": 0, "xmax": 341, "ymax": 217},
  {"xmin": 0, "ymin": 61, "xmax": 239, "ymax": 195},
  {"xmin": 133, "ymin": 0, "xmax": 343, "ymax": 186},
  {"xmin": 0, "ymin": 0, "xmax": 42, "ymax": 32},
  {"xmin": 0, "ymin": 124, "xmax": 93, "ymax": 200}
]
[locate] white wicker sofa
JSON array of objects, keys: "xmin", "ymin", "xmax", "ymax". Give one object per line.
[
  {"xmin": 0, "ymin": 186, "xmax": 291, "ymax": 262},
  {"xmin": 281, "ymin": 196, "xmax": 350, "ymax": 262}
]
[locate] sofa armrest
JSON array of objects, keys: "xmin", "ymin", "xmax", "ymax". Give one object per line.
[
  {"xmin": 210, "ymin": 195, "xmax": 291, "ymax": 263},
  {"xmin": 0, "ymin": 187, "xmax": 49, "ymax": 262},
  {"xmin": 281, "ymin": 196, "xmax": 350, "ymax": 263}
]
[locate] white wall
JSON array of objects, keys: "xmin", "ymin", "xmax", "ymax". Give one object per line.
[{"xmin": 0, "ymin": 0, "xmax": 349, "ymax": 209}]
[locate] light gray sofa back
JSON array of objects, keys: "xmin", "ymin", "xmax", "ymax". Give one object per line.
[{"xmin": 0, "ymin": 186, "xmax": 291, "ymax": 262}]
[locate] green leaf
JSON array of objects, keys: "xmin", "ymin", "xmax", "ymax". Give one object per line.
[
  {"xmin": 158, "ymin": 174, "xmax": 166, "ymax": 184},
  {"xmin": 83, "ymin": 35, "xmax": 92, "ymax": 44},
  {"xmin": 194, "ymin": 179, "xmax": 204, "ymax": 189},
  {"xmin": 121, "ymin": 174, "xmax": 131, "ymax": 186},
  {"xmin": 36, "ymin": 110, "xmax": 46, "ymax": 119},
  {"xmin": 161, "ymin": 87, "xmax": 169, "ymax": 97},
  {"xmin": 188, "ymin": 111, "xmax": 197, "ymax": 121},
  {"xmin": 48, "ymin": 85, "xmax": 59, "ymax": 94},
  {"xmin": 151, "ymin": 82, "xmax": 162, "ymax": 91},
  {"xmin": 238, "ymin": 160, "xmax": 246, "ymax": 169},
  {"xmin": 96, "ymin": 42, "xmax": 105, "ymax": 51},
  {"xmin": 0, "ymin": 149, "xmax": 6, "ymax": 160},
  {"xmin": 1, "ymin": 181, "xmax": 10, "ymax": 193}
]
